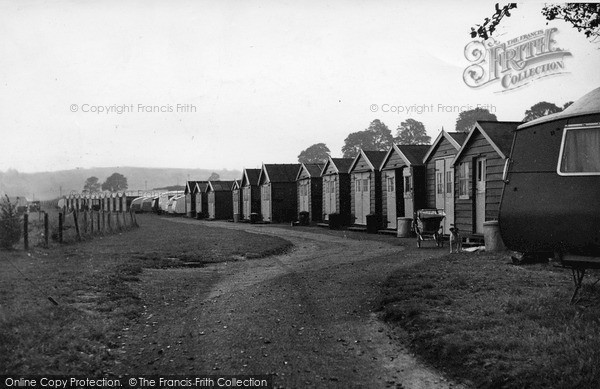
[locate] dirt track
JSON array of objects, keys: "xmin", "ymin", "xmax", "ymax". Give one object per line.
[{"xmin": 117, "ymin": 219, "xmax": 463, "ymax": 388}]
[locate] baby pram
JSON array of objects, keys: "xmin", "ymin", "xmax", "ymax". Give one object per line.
[{"xmin": 414, "ymin": 209, "xmax": 445, "ymax": 248}]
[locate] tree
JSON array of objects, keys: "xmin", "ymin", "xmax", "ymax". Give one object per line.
[
  {"xmin": 298, "ymin": 143, "xmax": 331, "ymax": 164},
  {"xmin": 394, "ymin": 119, "xmax": 431, "ymax": 145},
  {"xmin": 0, "ymin": 196, "xmax": 21, "ymax": 250},
  {"xmin": 83, "ymin": 176, "xmax": 101, "ymax": 193},
  {"xmin": 523, "ymin": 101, "xmax": 562, "ymax": 122},
  {"xmin": 341, "ymin": 119, "xmax": 394, "ymax": 158},
  {"xmin": 563, "ymin": 101, "xmax": 574, "ymax": 110},
  {"xmin": 471, "ymin": 3, "xmax": 600, "ymax": 41},
  {"xmin": 455, "ymin": 108, "xmax": 498, "ymax": 132},
  {"xmin": 208, "ymin": 172, "xmax": 220, "ymax": 181},
  {"xmin": 101, "ymin": 173, "xmax": 128, "ymax": 192}
]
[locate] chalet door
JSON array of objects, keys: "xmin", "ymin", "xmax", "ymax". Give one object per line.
[
  {"xmin": 243, "ymin": 187, "xmax": 251, "ymax": 219},
  {"xmin": 385, "ymin": 171, "xmax": 397, "ymax": 229},
  {"xmin": 233, "ymin": 190, "xmax": 239, "ymax": 215},
  {"xmin": 196, "ymin": 196, "xmax": 202, "ymax": 215},
  {"xmin": 299, "ymin": 181, "xmax": 309, "ymax": 213},
  {"xmin": 323, "ymin": 177, "xmax": 336, "ymax": 220},
  {"xmin": 261, "ymin": 185, "xmax": 271, "ymax": 221},
  {"xmin": 435, "ymin": 158, "xmax": 454, "ymax": 234},
  {"xmin": 475, "ymin": 157, "xmax": 486, "ymax": 233},
  {"xmin": 354, "ymin": 172, "xmax": 370, "ymax": 225},
  {"xmin": 208, "ymin": 193, "xmax": 215, "ymax": 218},
  {"xmin": 403, "ymin": 168, "xmax": 414, "ymax": 218},
  {"xmin": 329, "ymin": 177, "xmax": 337, "ymax": 216}
]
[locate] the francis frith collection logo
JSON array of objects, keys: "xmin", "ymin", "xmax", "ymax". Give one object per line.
[{"xmin": 463, "ymin": 28, "xmax": 572, "ymax": 91}]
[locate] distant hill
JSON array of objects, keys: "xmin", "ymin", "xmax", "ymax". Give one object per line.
[{"xmin": 0, "ymin": 167, "xmax": 243, "ymax": 200}]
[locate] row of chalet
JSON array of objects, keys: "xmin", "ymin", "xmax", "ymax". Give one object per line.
[{"xmin": 181, "ymin": 120, "xmax": 520, "ymax": 236}]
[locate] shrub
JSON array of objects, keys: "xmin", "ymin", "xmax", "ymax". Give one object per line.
[{"xmin": 0, "ymin": 196, "xmax": 21, "ymax": 249}]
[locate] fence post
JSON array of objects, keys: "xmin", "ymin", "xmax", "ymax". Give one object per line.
[
  {"xmin": 59, "ymin": 212, "xmax": 63, "ymax": 243},
  {"xmin": 73, "ymin": 211, "xmax": 81, "ymax": 241},
  {"xmin": 44, "ymin": 212, "xmax": 49, "ymax": 247},
  {"xmin": 90, "ymin": 211, "xmax": 94, "ymax": 233},
  {"xmin": 102, "ymin": 211, "xmax": 105, "ymax": 231},
  {"xmin": 116, "ymin": 211, "xmax": 121, "ymax": 231},
  {"xmin": 97, "ymin": 211, "xmax": 101, "ymax": 231},
  {"xmin": 83, "ymin": 211, "xmax": 88, "ymax": 234},
  {"xmin": 23, "ymin": 213, "xmax": 29, "ymax": 250},
  {"xmin": 107, "ymin": 212, "xmax": 111, "ymax": 230}
]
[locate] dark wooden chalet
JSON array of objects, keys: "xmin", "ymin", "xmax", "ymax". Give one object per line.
[
  {"xmin": 296, "ymin": 163, "xmax": 324, "ymax": 223},
  {"xmin": 194, "ymin": 181, "xmax": 209, "ymax": 219},
  {"xmin": 348, "ymin": 150, "xmax": 387, "ymax": 226},
  {"xmin": 452, "ymin": 121, "xmax": 520, "ymax": 234},
  {"xmin": 241, "ymin": 168, "xmax": 261, "ymax": 220},
  {"xmin": 207, "ymin": 180, "xmax": 235, "ymax": 220},
  {"xmin": 423, "ymin": 130, "xmax": 468, "ymax": 234},
  {"xmin": 380, "ymin": 144, "xmax": 429, "ymax": 229},
  {"xmin": 320, "ymin": 156, "xmax": 353, "ymax": 224},
  {"xmin": 184, "ymin": 180, "xmax": 202, "ymax": 217},
  {"xmin": 232, "ymin": 179, "xmax": 242, "ymax": 221},
  {"xmin": 258, "ymin": 164, "xmax": 301, "ymax": 223}
]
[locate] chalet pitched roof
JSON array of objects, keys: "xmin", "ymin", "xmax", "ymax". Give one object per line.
[
  {"xmin": 242, "ymin": 168, "xmax": 261, "ymax": 186},
  {"xmin": 348, "ymin": 149, "xmax": 387, "ymax": 173},
  {"xmin": 518, "ymin": 86, "xmax": 600, "ymax": 129},
  {"xmin": 296, "ymin": 163, "xmax": 325, "ymax": 180},
  {"xmin": 422, "ymin": 130, "xmax": 467, "ymax": 163},
  {"xmin": 193, "ymin": 181, "xmax": 209, "ymax": 194},
  {"xmin": 207, "ymin": 180, "xmax": 235, "ymax": 192},
  {"xmin": 380, "ymin": 144, "xmax": 430, "ymax": 169},
  {"xmin": 259, "ymin": 164, "xmax": 301, "ymax": 184},
  {"xmin": 447, "ymin": 131, "xmax": 468, "ymax": 146},
  {"xmin": 185, "ymin": 180, "xmax": 202, "ymax": 194},
  {"xmin": 232, "ymin": 179, "xmax": 241, "ymax": 190},
  {"xmin": 452, "ymin": 121, "xmax": 521, "ymax": 164},
  {"xmin": 320, "ymin": 157, "xmax": 354, "ymax": 176}
]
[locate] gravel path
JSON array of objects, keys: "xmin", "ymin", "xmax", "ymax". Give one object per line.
[{"xmin": 117, "ymin": 219, "xmax": 464, "ymax": 389}]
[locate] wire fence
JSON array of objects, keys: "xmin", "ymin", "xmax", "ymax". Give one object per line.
[{"xmin": 20, "ymin": 208, "xmax": 139, "ymax": 249}]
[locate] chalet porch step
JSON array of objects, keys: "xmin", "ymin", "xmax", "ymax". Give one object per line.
[
  {"xmin": 377, "ymin": 229, "xmax": 397, "ymax": 236},
  {"xmin": 461, "ymin": 234, "xmax": 485, "ymax": 247},
  {"xmin": 347, "ymin": 226, "xmax": 367, "ymax": 232}
]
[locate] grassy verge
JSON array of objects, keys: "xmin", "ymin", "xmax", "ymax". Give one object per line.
[
  {"xmin": 377, "ymin": 251, "xmax": 600, "ymax": 388},
  {"xmin": 0, "ymin": 214, "xmax": 292, "ymax": 375}
]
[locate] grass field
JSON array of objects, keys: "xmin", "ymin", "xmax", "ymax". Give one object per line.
[
  {"xmin": 377, "ymin": 251, "xmax": 600, "ymax": 388},
  {"xmin": 0, "ymin": 214, "xmax": 292, "ymax": 375}
]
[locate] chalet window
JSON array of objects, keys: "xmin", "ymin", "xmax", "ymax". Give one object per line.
[
  {"xmin": 404, "ymin": 176, "xmax": 412, "ymax": 194},
  {"xmin": 477, "ymin": 160, "xmax": 485, "ymax": 182},
  {"xmin": 330, "ymin": 180, "xmax": 336, "ymax": 194},
  {"xmin": 458, "ymin": 162, "xmax": 470, "ymax": 199},
  {"xmin": 558, "ymin": 125, "xmax": 600, "ymax": 175},
  {"xmin": 436, "ymin": 172, "xmax": 443, "ymax": 194},
  {"xmin": 446, "ymin": 171, "xmax": 453, "ymax": 194},
  {"xmin": 362, "ymin": 179, "xmax": 369, "ymax": 192},
  {"xmin": 387, "ymin": 176, "xmax": 394, "ymax": 192},
  {"xmin": 355, "ymin": 179, "xmax": 361, "ymax": 192}
]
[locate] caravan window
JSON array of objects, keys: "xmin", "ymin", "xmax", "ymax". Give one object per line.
[{"xmin": 558, "ymin": 125, "xmax": 600, "ymax": 175}]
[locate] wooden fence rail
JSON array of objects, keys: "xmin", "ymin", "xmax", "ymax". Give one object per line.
[{"xmin": 22, "ymin": 210, "xmax": 139, "ymax": 249}]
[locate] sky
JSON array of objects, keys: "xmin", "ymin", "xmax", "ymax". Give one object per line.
[{"xmin": 1, "ymin": 0, "xmax": 599, "ymax": 173}]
